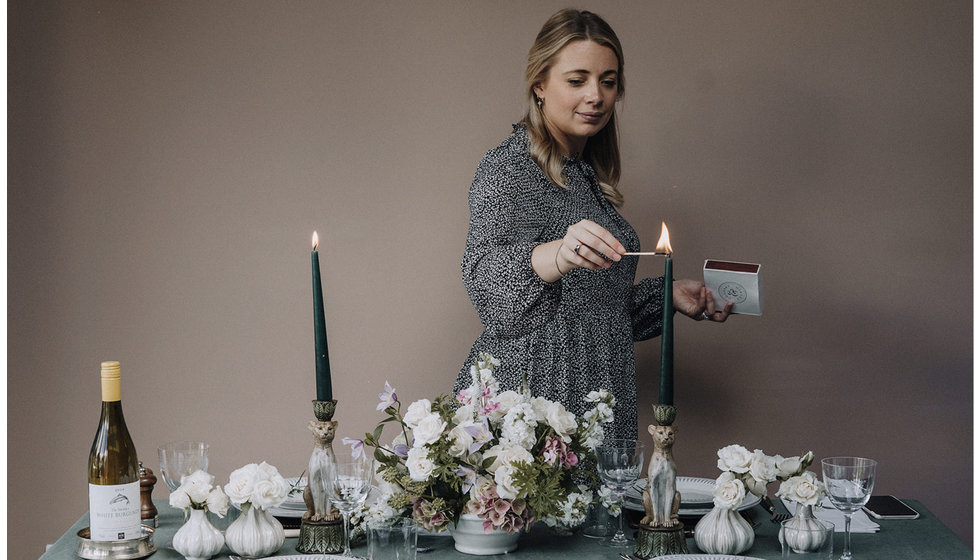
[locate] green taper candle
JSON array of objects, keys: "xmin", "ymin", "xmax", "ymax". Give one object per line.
[{"xmin": 312, "ymin": 231, "xmax": 332, "ymax": 401}]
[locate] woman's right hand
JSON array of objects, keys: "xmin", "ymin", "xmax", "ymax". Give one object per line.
[
  {"xmin": 557, "ymin": 219, "xmax": 626, "ymax": 272},
  {"xmin": 532, "ymin": 220, "xmax": 626, "ymax": 282}
]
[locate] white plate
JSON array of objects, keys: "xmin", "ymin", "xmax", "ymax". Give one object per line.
[
  {"xmin": 655, "ymin": 556, "xmax": 765, "ymax": 560},
  {"xmin": 624, "ymin": 476, "xmax": 761, "ymax": 515},
  {"xmin": 258, "ymin": 556, "xmax": 349, "ymax": 560}
]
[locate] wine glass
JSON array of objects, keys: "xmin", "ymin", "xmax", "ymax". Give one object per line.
[
  {"xmin": 821, "ymin": 457, "xmax": 877, "ymax": 560},
  {"xmin": 157, "ymin": 441, "xmax": 210, "ymax": 491},
  {"xmin": 330, "ymin": 455, "xmax": 373, "ymax": 557},
  {"xmin": 596, "ymin": 439, "xmax": 645, "ymax": 547}
]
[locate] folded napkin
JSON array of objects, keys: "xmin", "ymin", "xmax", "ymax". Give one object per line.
[{"xmin": 781, "ymin": 498, "xmax": 880, "ymax": 533}]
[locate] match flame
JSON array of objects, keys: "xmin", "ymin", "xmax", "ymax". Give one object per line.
[
  {"xmin": 655, "ymin": 222, "xmax": 672, "ymax": 255},
  {"xmin": 312, "ymin": 231, "xmax": 319, "ymax": 251}
]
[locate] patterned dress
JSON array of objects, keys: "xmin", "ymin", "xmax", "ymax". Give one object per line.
[{"xmin": 455, "ymin": 125, "xmax": 666, "ymax": 441}]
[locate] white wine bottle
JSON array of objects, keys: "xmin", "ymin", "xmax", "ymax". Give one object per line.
[{"xmin": 88, "ymin": 360, "xmax": 142, "ymax": 541}]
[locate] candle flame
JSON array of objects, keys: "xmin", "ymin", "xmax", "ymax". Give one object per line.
[
  {"xmin": 312, "ymin": 231, "xmax": 319, "ymax": 251},
  {"xmin": 655, "ymin": 222, "xmax": 672, "ymax": 255}
]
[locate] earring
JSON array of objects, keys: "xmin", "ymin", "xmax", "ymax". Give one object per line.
[{"xmin": 537, "ymin": 98, "xmax": 543, "ymax": 109}]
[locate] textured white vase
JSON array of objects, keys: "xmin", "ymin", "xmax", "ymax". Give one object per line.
[
  {"xmin": 451, "ymin": 513, "xmax": 520, "ymax": 555},
  {"xmin": 779, "ymin": 504, "xmax": 829, "ymax": 553},
  {"xmin": 694, "ymin": 504, "xmax": 755, "ymax": 554},
  {"xmin": 224, "ymin": 503, "xmax": 285, "ymax": 559},
  {"xmin": 172, "ymin": 508, "xmax": 224, "ymax": 560}
]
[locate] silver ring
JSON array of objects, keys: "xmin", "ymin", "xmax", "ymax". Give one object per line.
[
  {"xmin": 700, "ymin": 311, "xmax": 710, "ymax": 321},
  {"xmin": 574, "ymin": 244, "xmax": 581, "ymax": 255}
]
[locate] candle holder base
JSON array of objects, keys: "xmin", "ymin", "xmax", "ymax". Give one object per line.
[
  {"xmin": 634, "ymin": 524, "xmax": 689, "ymax": 558},
  {"xmin": 296, "ymin": 518, "xmax": 344, "ymax": 554},
  {"xmin": 652, "ymin": 404, "xmax": 676, "ymax": 426},
  {"xmin": 313, "ymin": 399, "xmax": 337, "ymax": 421}
]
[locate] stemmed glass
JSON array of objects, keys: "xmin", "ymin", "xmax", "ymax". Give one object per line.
[
  {"xmin": 330, "ymin": 455, "xmax": 374, "ymax": 557},
  {"xmin": 821, "ymin": 457, "xmax": 877, "ymax": 560},
  {"xmin": 596, "ymin": 439, "xmax": 645, "ymax": 547},
  {"xmin": 157, "ymin": 441, "xmax": 210, "ymax": 491}
]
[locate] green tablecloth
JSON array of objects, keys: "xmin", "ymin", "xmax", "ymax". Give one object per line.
[{"xmin": 40, "ymin": 499, "xmax": 969, "ymax": 559}]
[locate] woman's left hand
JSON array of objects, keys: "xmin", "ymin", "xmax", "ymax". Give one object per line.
[{"xmin": 673, "ymin": 279, "xmax": 733, "ymax": 322}]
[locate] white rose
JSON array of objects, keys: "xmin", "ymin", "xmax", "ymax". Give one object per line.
[
  {"xmin": 225, "ymin": 464, "xmax": 259, "ymax": 505},
  {"xmin": 448, "ymin": 423, "xmax": 474, "ymax": 458},
  {"xmin": 169, "ymin": 489, "xmax": 191, "ymax": 510},
  {"xmin": 713, "ymin": 471, "xmax": 746, "ymax": 509},
  {"xmin": 179, "ymin": 470, "xmax": 214, "ymax": 503},
  {"xmin": 256, "ymin": 461, "xmax": 283, "ymax": 481},
  {"xmin": 544, "ymin": 402, "xmax": 578, "ymax": 442},
  {"xmin": 406, "ymin": 446, "xmax": 436, "ymax": 481},
  {"xmin": 469, "ymin": 474, "xmax": 495, "ymax": 502},
  {"xmin": 412, "ymin": 412, "xmax": 447, "ymax": 447},
  {"xmin": 774, "ymin": 453, "xmax": 812, "ymax": 479},
  {"xmin": 717, "ymin": 444, "xmax": 753, "ymax": 473},
  {"xmin": 489, "ymin": 390, "xmax": 524, "ymax": 422},
  {"xmin": 484, "ymin": 444, "xmax": 533, "ymax": 473},
  {"xmin": 452, "ymin": 404, "xmax": 475, "ymax": 425},
  {"xmin": 776, "ymin": 471, "xmax": 824, "ymax": 506},
  {"xmin": 252, "ymin": 475, "xmax": 289, "ymax": 509},
  {"xmin": 206, "ymin": 487, "xmax": 230, "ymax": 517},
  {"xmin": 746, "ymin": 450, "xmax": 777, "ymax": 494},
  {"xmin": 530, "ymin": 397, "xmax": 552, "ymax": 420},
  {"xmin": 403, "ymin": 399, "xmax": 433, "ymax": 429},
  {"xmin": 494, "ymin": 463, "xmax": 526, "ymax": 500}
]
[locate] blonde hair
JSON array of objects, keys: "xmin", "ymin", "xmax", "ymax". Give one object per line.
[{"xmin": 521, "ymin": 9, "xmax": 625, "ymax": 207}]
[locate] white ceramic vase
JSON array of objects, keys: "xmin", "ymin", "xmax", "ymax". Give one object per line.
[
  {"xmin": 694, "ymin": 504, "xmax": 755, "ymax": 555},
  {"xmin": 779, "ymin": 504, "xmax": 829, "ymax": 553},
  {"xmin": 172, "ymin": 508, "xmax": 224, "ymax": 560},
  {"xmin": 451, "ymin": 513, "xmax": 520, "ymax": 555},
  {"xmin": 224, "ymin": 503, "xmax": 285, "ymax": 559}
]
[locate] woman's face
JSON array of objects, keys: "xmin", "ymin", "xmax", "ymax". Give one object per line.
[{"xmin": 534, "ymin": 40, "xmax": 620, "ymax": 156}]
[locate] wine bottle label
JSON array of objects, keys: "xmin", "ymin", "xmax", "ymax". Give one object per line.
[{"xmin": 88, "ymin": 482, "xmax": 141, "ymax": 541}]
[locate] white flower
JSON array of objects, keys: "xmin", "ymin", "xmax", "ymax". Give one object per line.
[
  {"xmin": 493, "ymin": 463, "xmax": 525, "ymax": 500},
  {"xmin": 225, "ymin": 464, "xmax": 260, "ymax": 505},
  {"xmin": 580, "ymin": 422, "xmax": 605, "ymax": 450},
  {"xmin": 489, "ymin": 390, "xmax": 524, "ymax": 422},
  {"xmin": 252, "ymin": 476, "xmax": 290, "ymax": 509},
  {"xmin": 713, "ymin": 471, "xmax": 746, "ymax": 509},
  {"xmin": 717, "ymin": 444, "xmax": 753, "ymax": 474},
  {"xmin": 745, "ymin": 450, "xmax": 777, "ymax": 495},
  {"xmin": 500, "ymin": 403, "xmax": 537, "ymax": 449},
  {"xmin": 484, "ymin": 444, "xmax": 533, "ymax": 473},
  {"xmin": 543, "ymin": 401, "xmax": 578, "ymax": 442},
  {"xmin": 412, "ymin": 412, "xmax": 447, "ymax": 447},
  {"xmin": 169, "ymin": 489, "xmax": 191, "ymax": 510},
  {"xmin": 452, "ymin": 404, "xmax": 475, "ymax": 425},
  {"xmin": 776, "ymin": 471, "xmax": 824, "ymax": 506},
  {"xmin": 178, "ymin": 470, "xmax": 215, "ymax": 503},
  {"xmin": 447, "ymin": 423, "xmax": 475, "ymax": 458},
  {"xmin": 403, "ymin": 399, "xmax": 433, "ymax": 430},
  {"xmin": 774, "ymin": 452, "xmax": 813, "ymax": 479},
  {"xmin": 406, "ymin": 446, "xmax": 436, "ymax": 481},
  {"xmin": 469, "ymin": 474, "xmax": 495, "ymax": 502},
  {"xmin": 206, "ymin": 487, "xmax": 230, "ymax": 517}
]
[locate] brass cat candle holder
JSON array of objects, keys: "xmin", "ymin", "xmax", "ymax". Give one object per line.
[
  {"xmin": 634, "ymin": 404, "xmax": 689, "ymax": 558},
  {"xmin": 296, "ymin": 399, "xmax": 345, "ymax": 554}
]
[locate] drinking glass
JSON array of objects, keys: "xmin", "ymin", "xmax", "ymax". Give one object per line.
[
  {"xmin": 821, "ymin": 457, "xmax": 877, "ymax": 560},
  {"xmin": 331, "ymin": 455, "xmax": 374, "ymax": 557},
  {"xmin": 368, "ymin": 518, "xmax": 418, "ymax": 560},
  {"xmin": 157, "ymin": 441, "xmax": 210, "ymax": 491},
  {"xmin": 596, "ymin": 439, "xmax": 645, "ymax": 547}
]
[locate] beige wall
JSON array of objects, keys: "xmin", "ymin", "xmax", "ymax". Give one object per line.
[{"xmin": 8, "ymin": 1, "xmax": 971, "ymax": 557}]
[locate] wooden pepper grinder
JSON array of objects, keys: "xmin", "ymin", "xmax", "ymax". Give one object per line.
[{"xmin": 139, "ymin": 461, "xmax": 159, "ymax": 527}]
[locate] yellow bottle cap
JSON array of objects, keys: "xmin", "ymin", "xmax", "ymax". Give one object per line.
[{"xmin": 100, "ymin": 361, "xmax": 122, "ymax": 401}]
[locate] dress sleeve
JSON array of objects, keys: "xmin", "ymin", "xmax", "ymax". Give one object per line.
[
  {"xmin": 461, "ymin": 154, "xmax": 562, "ymax": 339},
  {"xmin": 629, "ymin": 276, "xmax": 666, "ymax": 341}
]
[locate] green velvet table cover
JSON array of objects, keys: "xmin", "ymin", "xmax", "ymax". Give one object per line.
[{"xmin": 39, "ymin": 499, "xmax": 969, "ymax": 559}]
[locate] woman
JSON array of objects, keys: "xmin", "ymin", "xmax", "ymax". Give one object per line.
[{"xmin": 455, "ymin": 9, "xmax": 731, "ymax": 440}]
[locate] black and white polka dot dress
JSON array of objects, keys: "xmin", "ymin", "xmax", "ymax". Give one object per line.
[{"xmin": 455, "ymin": 125, "xmax": 666, "ymax": 441}]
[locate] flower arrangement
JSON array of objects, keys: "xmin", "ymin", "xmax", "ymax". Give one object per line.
[
  {"xmin": 713, "ymin": 444, "xmax": 814, "ymax": 508},
  {"xmin": 224, "ymin": 461, "xmax": 292, "ymax": 510},
  {"xmin": 775, "ymin": 470, "xmax": 825, "ymax": 507},
  {"xmin": 168, "ymin": 470, "xmax": 230, "ymax": 517},
  {"xmin": 349, "ymin": 353, "xmax": 616, "ymax": 534}
]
